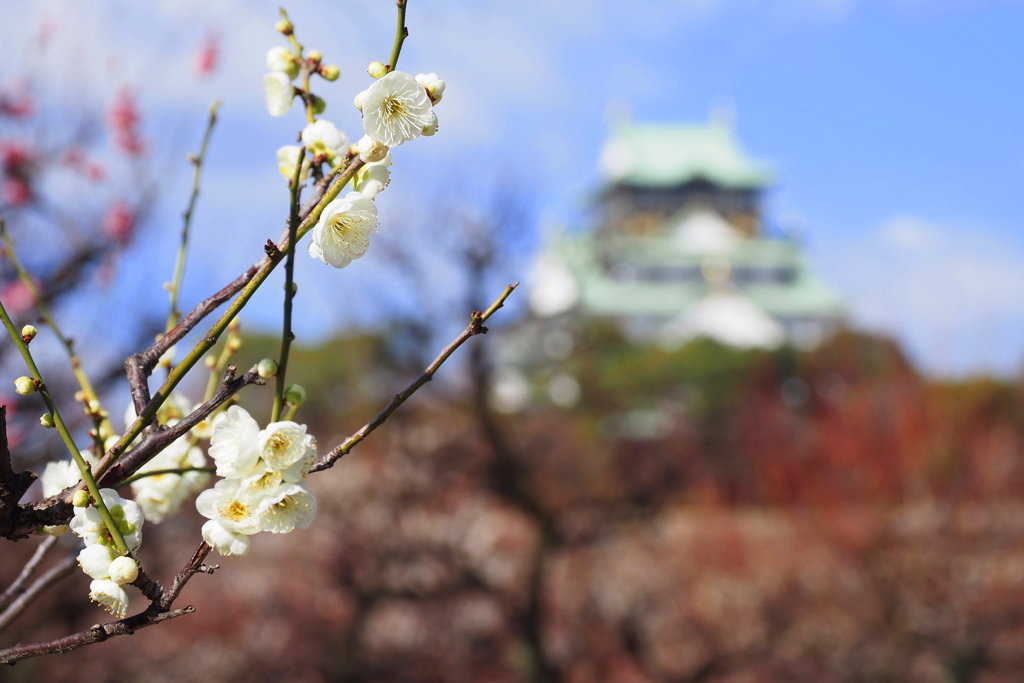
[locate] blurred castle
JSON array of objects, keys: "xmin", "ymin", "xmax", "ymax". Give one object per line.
[{"xmin": 528, "ymin": 118, "xmax": 844, "ymax": 352}]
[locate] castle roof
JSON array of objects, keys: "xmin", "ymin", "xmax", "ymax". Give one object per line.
[{"xmin": 599, "ymin": 122, "xmax": 773, "ymax": 189}]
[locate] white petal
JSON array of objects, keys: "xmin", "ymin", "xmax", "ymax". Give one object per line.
[
  {"xmin": 257, "ymin": 421, "xmax": 310, "ymax": 470},
  {"xmin": 78, "ymin": 544, "xmax": 115, "ymax": 580},
  {"xmin": 202, "ymin": 519, "xmax": 252, "ymax": 556},
  {"xmin": 208, "ymin": 406, "xmax": 261, "ymax": 478},
  {"xmin": 89, "ymin": 579, "xmax": 130, "ymax": 618},
  {"xmin": 257, "ymin": 483, "xmax": 317, "ymax": 533}
]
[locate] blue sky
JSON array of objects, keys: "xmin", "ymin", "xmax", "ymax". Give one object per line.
[{"xmin": 3, "ymin": 0, "xmax": 1024, "ymax": 377}]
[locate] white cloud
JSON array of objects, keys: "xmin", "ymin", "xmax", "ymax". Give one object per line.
[{"xmin": 822, "ymin": 216, "xmax": 1024, "ymax": 376}]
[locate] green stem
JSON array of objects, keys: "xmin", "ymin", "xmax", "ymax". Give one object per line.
[
  {"xmin": 0, "ymin": 298, "xmax": 130, "ymax": 557},
  {"xmin": 0, "ymin": 223, "xmax": 114, "ymax": 440},
  {"xmin": 283, "ymin": 403, "xmax": 300, "ymax": 421},
  {"xmin": 120, "ymin": 467, "xmax": 215, "ymax": 487},
  {"xmin": 97, "ymin": 157, "xmax": 365, "ymax": 479},
  {"xmin": 388, "ymin": 0, "xmax": 409, "ymax": 72},
  {"xmin": 271, "ymin": 148, "xmax": 307, "ymax": 423},
  {"xmin": 167, "ymin": 100, "xmax": 221, "ymax": 333}
]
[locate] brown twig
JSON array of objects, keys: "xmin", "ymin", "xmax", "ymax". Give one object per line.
[
  {"xmin": 99, "ymin": 364, "xmax": 264, "ymax": 488},
  {"xmin": 311, "ymin": 283, "xmax": 518, "ymax": 473},
  {"xmin": 0, "ymin": 536, "xmax": 59, "ymax": 613},
  {"xmin": 123, "ymin": 174, "xmax": 335, "ymax": 417},
  {"xmin": 0, "ymin": 552, "xmax": 76, "ymax": 634},
  {"xmin": 0, "ymin": 542, "xmax": 213, "ymax": 665}
]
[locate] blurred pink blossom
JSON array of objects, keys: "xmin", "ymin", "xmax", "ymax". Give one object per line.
[
  {"xmin": 102, "ymin": 202, "xmax": 135, "ymax": 244},
  {"xmin": 194, "ymin": 33, "xmax": 220, "ymax": 77},
  {"xmin": 0, "ymin": 278, "xmax": 40, "ymax": 316},
  {"xmin": 107, "ymin": 89, "xmax": 144, "ymax": 156}
]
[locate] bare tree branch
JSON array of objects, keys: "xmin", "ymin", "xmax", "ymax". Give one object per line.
[
  {"xmin": 0, "ymin": 542, "xmax": 214, "ymax": 665},
  {"xmin": 0, "ymin": 552, "xmax": 76, "ymax": 634},
  {"xmin": 311, "ymin": 283, "xmax": 518, "ymax": 473},
  {"xmin": 99, "ymin": 364, "xmax": 264, "ymax": 488},
  {"xmin": 0, "ymin": 536, "xmax": 59, "ymax": 613}
]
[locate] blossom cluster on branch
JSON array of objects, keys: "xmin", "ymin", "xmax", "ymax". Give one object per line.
[{"xmin": 0, "ymin": 3, "xmax": 518, "ymax": 666}]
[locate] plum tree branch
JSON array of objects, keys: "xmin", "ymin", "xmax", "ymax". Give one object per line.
[{"xmin": 311, "ymin": 282, "xmax": 517, "ymax": 473}]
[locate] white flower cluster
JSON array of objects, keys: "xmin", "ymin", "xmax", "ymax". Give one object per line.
[
  {"xmin": 70, "ymin": 489, "xmax": 145, "ymax": 618},
  {"xmin": 306, "ymin": 70, "xmax": 446, "ymax": 269},
  {"xmin": 197, "ymin": 406, "xmax": 317, "ymax": 557}
]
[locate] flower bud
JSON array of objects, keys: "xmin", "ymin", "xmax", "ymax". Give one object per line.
[
  {"xmin": 275, "ymin": 18, "xmax": 294, "ymax": 35},
  {"xmin": 39, "ymin": 413, "xmax": 54, "ymax": 429},
  {"xmin": 109, "ymin": 556, "xmax": 139, "ymax": 585},
  {"xmin": 87, "ymin": 399, "xmax": 102, "ymax": 414},
  {"xmin": 310, "ymin": 94, "xmax": 326, "ymax": 115},
  {"xmin": 320, "ymin": 65, "xmax": 340, "ymax": 81},
  {"xmin": 257, "ymin": 358, "xmax": 279, "ymax": 378},
  {"xmin": 204, "ymin": 355, "xmax": 217, "ymax": 369},
  {"xmin": 228, "ymin": 318, "xmax": 241, "ymax": 333},
  {"xmin": 307, "ymin": 50, "xmax": 322, "ymax": 66},
  {"xmin": 227, "ymin": 337, "xmax": 243, "ymax": 353},
  {"xmin": 367, "ymin": 61, "xmax": 387, "ymax": 79},
  {"xmin": 421, "ymin": 111, "xmax": 439, "ymax": 137},
  {"xmin": 14, "ymin": 376, "xmax": 35, "ymax": 395},
  {"xmin": 74, "ymin": 390, "xmax": 87, "ymax": 403},
  {"xmin": 354, "ymin": 134, "xmax": 389, "ymax": 163},
  {"xmin": 21, "ymin": 324, "xmax": 37, "ymax": 342},
  {"xmin": 284, "ymin": 384, "xmax": 307, "ymax": 406},
  {"xmin": 72, "ymin": 490, "xmax": 91, "ymax": 508},
  {"xmin": 354, "ymin": 90, "xmax": 368, "ymax": 112}
]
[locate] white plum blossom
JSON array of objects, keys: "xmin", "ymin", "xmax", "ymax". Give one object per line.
[
  {"xmin": 208, "ymin": 406, "xmax": 261, "ymax": 478},
  {"xmin": 266, "ymin": 46, "xmax": 299, "ymax": 80},
  {"xmin": 276, "ymin": 145, "xmax": 310, "ymax": 183},
  {"xmin": 130, "ymin": 428, "xmax": 210, "ymax": 524},
  {"xmin": 352, "ymin": 153, "xmax": 392, "ymax": 200},
  {"xmin": 89, "ymin": 580, "xmax": 130, "ymax": 618},
  {"xmin": 301, "ymin": 120, "xmax": 349, "ymax": 166},
  {"xmin": 70, "ymin": 488, "xmax": 144, "ymax": 553},
  {"xmin": 256, "ymin": 482, "xmax": 317, "ymax": 534},
  {"xmin": 353, "ymin": 134, "xmax": 388, "ymax": 163},
  {"xmin": 264, "ymin": 72, "xmax": 295, "ymax": 117},
  {"xmin": 40, "ymin": 459, "xmax": 80, "ymax": 498},
  {"xmin": 415, "ymin": 73, "xmax": 446, "ymax": 104},
  {"xmin": 78, "ymin": 544, "xmax": 117, "ymax": 580},
  {"xmin": 361, "ymin": 71, "xmax": 434, "ymax": 147},
  {"xmin": 257, "ymin": 421, "xmax": 314, "ymax": 471},
  {"xmin": 308, "ymin": 192, "xmax": 378, "ymax": 269},
  {"xmin": 196, "ymin": 478, "xmax": 263, "ymax": 556}
]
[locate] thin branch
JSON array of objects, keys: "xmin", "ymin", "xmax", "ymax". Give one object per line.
[
  {"xmin": 271, "ymin": 147, "xmax": 307, "ymax": 422},
  {"xmin": 166, "ymin": 99, "xmax": 221, "ymax": 333},
  {"xmin": 0, "ymin": 552, "xmax": 76, "ymax": 634},
  {"xmin": 0, "ymin": 542, "xmax": 214, "ymax": 665},
  {"xmin": 387, "ymin": 0, "xmax": 409, "ymax": 72},
  {"xmin": 110, "ymin": 157, "xmax": 364, "ymax": 476},
  {"xmin": 0, "ymin": 536, "xmax": 58, "ymax": 613},
  {"xmin": 0, "ymin": 221, "xmax": 114, "ymax": 439},
  {"xmin": 0, "ymin": 298, "xmax": 130, "ymax": 556},
  {"xmin": 99, "ymin": 364, "xmax": 264, "ymax": 488},
  {"xmin": 311, "ymin": 282, "xmax": 518, "ymax": 473},
  {"xmin": 118, "ymin": 467, "xmax": 215, "ymax": 488}
]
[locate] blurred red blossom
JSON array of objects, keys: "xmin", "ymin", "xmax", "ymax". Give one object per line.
[
  {"xmin": 107, "ymin": 88, "xmax": 144, "ymax": 156},
  {"xmin": 194, "ymin": 33, "xmax": 220, "ymax": 77},
  {"xmin": 101, "ymin": 202, "xmax": 136, "ymax": 245}
]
